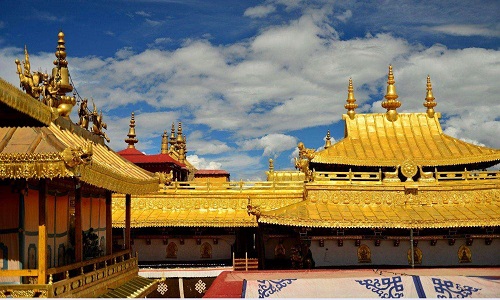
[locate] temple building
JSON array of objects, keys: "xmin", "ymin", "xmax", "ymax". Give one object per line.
[
  {"xmin": 117, "ymin": 113, "xmax": 193, "ymax": 182},
  {"xmin": 253, "ymin": 66, "xmax": 500, "ymax": 269},
  {"xmin": 112, "ymin": 65, "xmax": 499, "ymax": 275},
  {"xmin": 1, "ymin": 31, "xmax": 499, "ymax": 298},
  {"xmin": 0, "ymin": 32, "xmax": 159, "ymax": 298}
]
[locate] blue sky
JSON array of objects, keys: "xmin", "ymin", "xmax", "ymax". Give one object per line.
[{"xmin": 0, "ymin": 0, "xmax": 499, "ymax": 180}]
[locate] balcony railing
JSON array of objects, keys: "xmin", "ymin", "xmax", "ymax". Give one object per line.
[
  {"xmin": 0, "ymin": 250, "xmax": 138, "ymax": 298},
  {"xmin": 161, "ymin": 180, "xmax": 305, "ymax": 192},
  {"xmin": 313, "ymin": 169, "xmax": 499, "ymax": 183}
]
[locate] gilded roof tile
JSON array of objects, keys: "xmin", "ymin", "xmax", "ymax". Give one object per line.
[
  {"xmin": 0, "ymin": 124, "xmax": 158, "ymax": 194},
  {"xmin": 312, "ymin": 113, "xmax": 500, "ymax": 166},
  {"xmin": 258, "ymin": 187, "xmax": 500, "ymax": 229}
]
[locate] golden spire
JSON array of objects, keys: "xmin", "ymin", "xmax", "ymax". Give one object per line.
[
  {"xmin": 52, "ymin": 31, "xmax": 72, "ymax": 94},
  {"xmin": 169, "ymin": 122, "xmax": 176, "ymax": 150},
  {"xmin": 161, "ymin": 130, "xmax": 168, "ymax": 154},
  {"xmin": 125, "ymin": 112, "xmax": 138, "ymax": 149},
  {"xmin": 176, "ymin": 122, "xmax": 184, "ymax": 144},
  {"xmin": 423, "ymin": 75, "xmax": 437, "ymax": 118},
  {"xmin": 381, "ymin": 65, "xmax": 401, "ymax": 121},
  {"xmin": 269, "ymin": 158, "xmax": 274, "ymax": 172},
  {"xmin": 324, "ymin": 130, "xmax": 332, "ymax": 149},
  {"xmin": 344, "ymin": 78, "xmax": 358, "ymax": 119}
]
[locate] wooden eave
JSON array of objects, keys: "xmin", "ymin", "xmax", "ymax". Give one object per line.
[{"xmin": 312, "ymin": 113, "xmax": 500, "ymax": 167}]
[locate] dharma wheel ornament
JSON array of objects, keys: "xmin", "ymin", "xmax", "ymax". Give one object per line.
[
  {"xmin": 401, "ymin": 159, "xmax": 418, "ymax": 181},
  {"xmin": 381, "ymin": 65, "xmax": 401, "ymax": 122}
]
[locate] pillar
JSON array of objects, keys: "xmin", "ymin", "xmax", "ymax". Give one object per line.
[
  {"xmin": 74, "ymin": 181, "xmax": 82, "ymax": 262},
  {"xmin": 37, "ymin": 179, "xmax": 47, "ymax": 284},
  {"xmin": 125, "ymin": 194, "xmax": 131, "ymax": 250},
  {"xmin": 105, "ymin": 191, "xmax": 112, "ymax": 255}
]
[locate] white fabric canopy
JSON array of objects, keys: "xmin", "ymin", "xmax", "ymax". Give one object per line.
[{"xmin": 243, "ymin": 275, "xmax": 499, "ymax": 298}]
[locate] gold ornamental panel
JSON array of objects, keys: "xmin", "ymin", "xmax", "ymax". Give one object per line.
[
  {"xmin": 401, "ymin": 160, "xmax": 418, "ymax": 179},
  {"xmin": 357, "ymin": 245, "xmax": 371, "ymax": 263},
  {"xmin": 407, "ymin": 247, "xmax": 422, "ymax": 265},
  {"xmin": 458, "ymin": 245, "xmax": 472, "ymax": 263}
]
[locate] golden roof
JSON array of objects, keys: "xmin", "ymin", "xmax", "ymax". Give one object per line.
[
  {"xmin": 112, "ymin": 194, "xmax": 258, "ymax": 228},
  {"xmin": 112, "ymin": 183, "xmax": 305, "ymax": 228},
  {"xmin": 0, "ymin": 121, "xmax": 158, "ymax": 194},
  {"xmin": 258, "ymin": 183, "xmax": 500, "ymax": 229},
  {"xmin": 312, "ymin": 112, "xmax": 500, "ymax": 167},
  {"xmin": 0, "ymin": 78, "xmax": 57, "ymax": 127}
]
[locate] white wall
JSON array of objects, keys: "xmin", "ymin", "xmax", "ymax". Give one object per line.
[
  {"xmin": 266, "ymin": 238, "xmax": 500, "ymax": 267},
  {"xmin": 124, "ymin": 236, "xmax": 235, "ymax": 262}
]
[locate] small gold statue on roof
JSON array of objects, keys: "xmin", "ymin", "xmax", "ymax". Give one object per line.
[
  {"xmin": 90, "ymin": 101, "xmax": 110, "ymax": 143},
  {"xmin": 15, "ymin": 31, "xmax": 76, "ymax": 118},
  {"xmin": 77, "ymin": 98, "xmax": 91, "ymax": 130},
  {"xmin": 294, "ymin": 142, "xmax": 316, "ymax": 181}
]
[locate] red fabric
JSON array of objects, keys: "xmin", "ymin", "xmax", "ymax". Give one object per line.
[
  {"xmin": 204, "ymin": 271, "xmax": 243, "ymax": 298},
  {"xmin": 118, "ymin": 148, "xmax": 185, "ymax": 167}
]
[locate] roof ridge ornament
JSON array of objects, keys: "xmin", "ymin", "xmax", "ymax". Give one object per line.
[
  {"xmin": 125, "ymin": 112, "xmax": 138, "ymax": 149},
  {"xmin": 324, "ymin": 129, "xmax": 332, "ymax": 149},
  {"xmin": 161, "ymin": 130, "xmax": 168, "ymax": 154},
  {"xmin": 344, "ymin": 78, "xmax": 358, "ymax": 119},
  {"xmin": 381, "ymin": 65, "xmax": 401, "ymax": 121},
  {"xmin": 423, "ymin": 75, "xmax": 437, "ymax": 118},
  {"xmin": 15, "ymin": 31, "xmax": 76, "ymax": 118}
]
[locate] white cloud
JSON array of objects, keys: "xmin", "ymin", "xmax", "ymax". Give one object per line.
[
  {"xmin": 188, "ymin": 131, "xmax": 232, "ymax": 155},
  {"xmin": 187, "ymin": 155, "xmax": 222, "ymax": 170},
  {"xmin": 238, "ymin": 134, "xmax": 298, "ymax": 157},
  {"xmin": 115, "ymin": 47, "xmax": 135, "ymax": 60},
  {"xmin": 244, "ymin": 5, "xmax": 276, "ymax": 18},
  {"xmin": 136, "ymin": 11, "xmax": 151, "ymax": 17},
  {"xmin": 145, "ymin": 19, "xmax": 162, "ymax": 26},
  {"xmin": 336, "ymin": 9, "xmax": 352, "ymax": 23},
  {"xmin": 423, "ymin": 24, "xmax": 500, "ymax": 38}
]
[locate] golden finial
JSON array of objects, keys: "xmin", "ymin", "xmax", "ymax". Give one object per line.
[
  {"xmin": 381, "ymin": 65, "xmax": 401, "ymax": 121},
  {"xmin": 269, "ymin": 158, "xmax": 274, "ymax": 172},
  {"xmin": 176, "ymin": 122, "xmax": 183, "ymax": 144},
  {"xmin": 52, "ymin": 31, "xmax": 72, "ymax": 94},
  {"xmin": 324, "ymin": 130, "xmax": 332, "ymax": 149},
  {"xmin": 344, "ymin": 78, "xmax": 358, "ymax": 119},
  {"xmin": 125, "ymin": 112, "xmax": 138, "ymax": 149},
  {"xmin": 169, "ymin": 122, "xmax": 176, "ymax": 150},
  {"xmin": 161, "ymin": 130, "xmax": 168, "ymax": 154},
  {"xmin": 54, "ymin": 31, "xmax": 68, "ymax": 68},
  {"xmin": 423, "ymin": 75, "xmax": 437, "ymax": 118}
]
